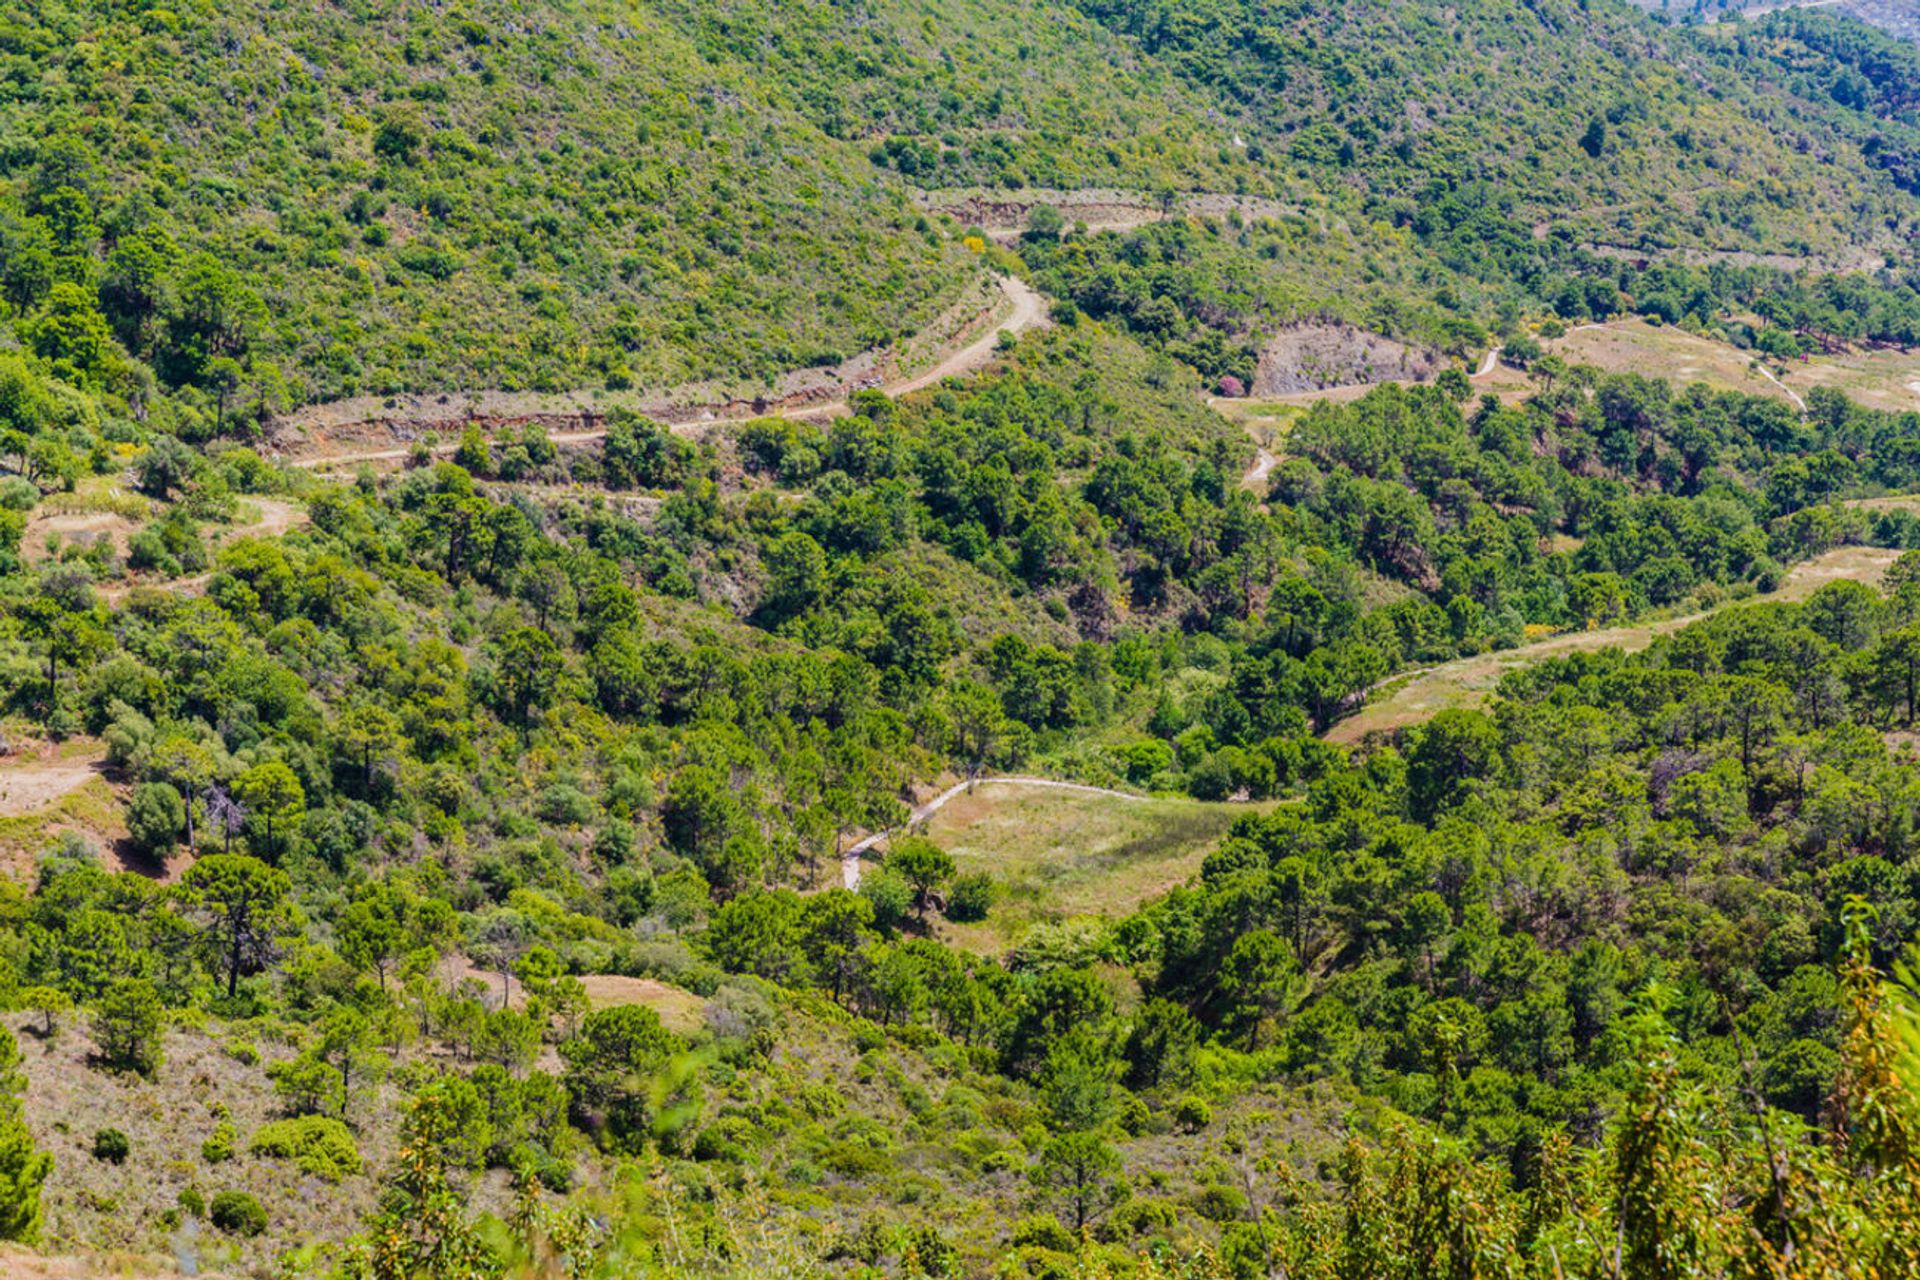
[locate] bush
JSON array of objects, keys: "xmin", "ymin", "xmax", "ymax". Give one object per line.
[
  {"xmin": 946, "ymin": 872, "xmax": 995, "ymax": 922},
  {"xmin": 1010, "ymin": 1214, "xmax": 1076, "ymax": 1252},
  {"xmin": 125, "ymin": 782, "xmax": 184, "ymax": 858},
  {"xmin": 201, "ymin": 1121, "xmax": 235, "ymax": 1164},
  {"xmin": 177, "ymin": 1186, "xmax": 205, "ymax": 1217},
  {"xmin": 248, "ymin": 1115, "xmax": 361, "ymax": 1181},
  {"xmin": 1174, "ymin": 1095, "xmax": 1212, "ymax": 1132},
  {"xmin": 91, "ymin": 1128, "xmax": 129, "ymax": 1164},
  {"xmin": 209, "ymin": 1190, "xmax": 267, "ymax": 1236}
]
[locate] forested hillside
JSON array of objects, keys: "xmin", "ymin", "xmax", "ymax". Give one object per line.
[{"xmin": 3, "ymin": 0, "xmax": 1920, "ymax": 1276}]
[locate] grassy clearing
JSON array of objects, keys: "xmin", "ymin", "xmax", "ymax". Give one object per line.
[
  {"xmin": 1546, "ymin": 318, "xmax": 1920, "ymax": 415},
  {"xmin": 577, "ymin": 976, "xmax": 708, "ymax": 1037},
  {"xmin": 1550, "ymin": 319, "xmax": 1795, "ymax": 401},
  {"xmin": 1330, "ymin": 542, "xmax": 1905, "ymax": 743},
  {"xmin": 922, "ymin": 784, "xmax": 1259, "ymax": 954}
]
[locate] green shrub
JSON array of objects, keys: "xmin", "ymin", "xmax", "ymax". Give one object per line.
[
  {"xmin": 248, "ymin": 1115, "xmax": 361, "ymax": 1181},
  {"xmin": 946, "ymin": 871, "xmax": 995, "ymax": 922},
  {"xmin": 177, "ymin": 1186, "xmax": 205, "ymax": 1217},
  {"xmin": 1010, "ymin": 1214, "xmax": 1076, "ymax": 1252},
  {"xmin": 209, "ymin": 1190, "xmax": 267, "ymax": 1236},
  {"xmin": 1117, "ymin": 1092, "xmax": 1152, "ymax": 1136},
  {"xmin": 91, "ymin": 1128, "xmax": 129, "ymax": 1164},
  {"xmin": 1174, "ymin": 1095, "xmax": 1212, "ymax": 1132},
  {"xmin": 201, "ymin": 1121, "xmax": 235, "ymax": 1164}
]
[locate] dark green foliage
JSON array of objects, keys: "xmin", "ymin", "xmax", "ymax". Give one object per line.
[
  {"xmin": 208, "ymin": 1190, "xmax": 267, "ymax": 1237},
  {"xmin": 89, "ymin": 1128, "xmax": 128, "ymax": 1165},
  {"xmin": 91, "ymin": 980, "xmax": 164, "ymax": 1077}
]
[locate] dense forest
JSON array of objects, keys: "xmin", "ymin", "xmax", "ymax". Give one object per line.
[{"xmin": 2, "ymin": 0, "xmax": 1920, "ymax": 1276}]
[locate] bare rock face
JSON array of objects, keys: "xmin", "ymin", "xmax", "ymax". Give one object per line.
[{"xmin": 1253, "ymin": 324, "xmax": 1441, "ymax": 394}]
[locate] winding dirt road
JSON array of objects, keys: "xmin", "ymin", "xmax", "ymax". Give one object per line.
[
  {"xmin": 288, "ymin": 276, "xmax": 1049, "ymax": 473},
  {"xmin": 842, "ymin": 776, "xmax": 1149, "ymax": 888},
  {"xmin": 1328, "ymin": 540, "xmax": 1906, "ymax": 744}
]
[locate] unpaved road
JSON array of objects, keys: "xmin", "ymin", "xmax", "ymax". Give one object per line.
[
  {"xmin": 1328, "ymin": 541, "xmax": 1906, "ymax": 744},
  {"xmin": 0, "ymin": 752, "xmax": 109, "ymax": 819},
  {"xmin": 843, "ymin": 776, "xmax": 1149, "ymax": 888},
  {"xmin": 1244, "ymin": 448, "xmax": 1278, "ymax": 489},
  {"xmin": 97, "ymin": 498, "xmax": 308, "ymax": 604},
  {"xmin": 288, "ymin": 276, "xmax": 1048, "ymax": 474}
]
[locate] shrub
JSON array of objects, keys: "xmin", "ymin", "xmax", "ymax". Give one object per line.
[
  {"xmin": 177, "ymin": 1186, "xmax": 205, "ymax": 1217},
  {"xmin": 90, "ymin": 1128, "xmax": 129, "ymax": 1164},
  {"xmin": 248, "ymin": 1115, "xmax": 361, "ymax": 1181},
  {"xmin": 1174, "ymin": 1095, "xmax": 1212, "ymax": 1132},
  {"xmin": 1010, "ymin": 1214, "xmax": 1076, "ymax": 1252},
  {"xmin": 201, "ymin": 1121, "xmax": 235, "ymax": 1164},
  {"xmin": 946, "ymin": 872, "xmax": 995, "ymax": 922},
  {"xmin": 209, "ymin": 1190, "xmax": 267, "ymax": 1236}
]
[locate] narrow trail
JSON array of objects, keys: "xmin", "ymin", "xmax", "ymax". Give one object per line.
[
  {"xmin": 1327, "ymin": 539, "xmax": 1907, "ymax": 744},
  {"xmin": 96, "ymin": 498, "xmax": 308, "ymax": 604},
  {"xmin": 287, "ymin": 276, "xmax": 1049, "ymax": 474},
  {"xmin": 842, "ymin": 776, "xmax": 1149, "ymax": 888},
  {"xmin": 1753, "ymin": 360, "xmax": 1808, "ymax": 412},
  {"xmin": 1473, "ymin": 346, "xmax": 1503, "ymax": 378},
  {"xmin": 1244, "ymin": 448, "xmax": 1278, "ymax": 489}
]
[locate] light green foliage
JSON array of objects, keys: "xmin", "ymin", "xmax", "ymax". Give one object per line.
[{"xmin": 248, "ymin": 1115, "xmax": 363, "ymax": 1182}]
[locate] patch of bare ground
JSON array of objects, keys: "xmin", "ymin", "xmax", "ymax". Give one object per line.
[
  {"xmin": 0, "ymin": 751, "xmax": 109, "ymax": 820},
  {"xmin": 0, "ymin": 741, "xmax": 196, "ymax": 882},
  {"xmin": 1253, "ymin": 323, "xmax": 1442, "ymax": 395},
  {"xmin": 440, "ymin": 957, "xmax": 707, "ymax": 1036}
]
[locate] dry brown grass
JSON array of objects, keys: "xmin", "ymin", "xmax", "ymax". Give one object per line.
[
  {"xmin": 13, "ymin": 1015, "xmax": 397, "ymax": 1276},
  {"xmin": 1542, "ymin": 319, "xmax": 1920, "ymax": 415},
  {"xmin": 1549, "ymin": 319, "xmax": 1796, "ymax": 403},
  {"xmin": 441, "ymin": 957, "xmax": 708, "ymax": 1037},
  {"xmin": 1330, "ymin": 543, "xmax": 1905, "ymax": 744},
  {"xmin": 921, "ymin": 785, "xmax": 1260, "ymax": 954},
  {"xmin": 576, "ymin": 976, "xmax": 708, "ymax": 1036}
]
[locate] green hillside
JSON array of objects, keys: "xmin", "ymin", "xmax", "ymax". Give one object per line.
[
  {"xmin": 3, "ymin": 1, "xmax": 1920, "ymax": 1277},
  {"xmin": 4, "ymin": 0, "xmax": 1920, "ymax": 434}
]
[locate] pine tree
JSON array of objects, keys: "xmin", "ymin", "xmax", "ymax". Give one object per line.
[{"xmin": 0, "ymin": 1029, "xmax": 49, "ymax": 1243}]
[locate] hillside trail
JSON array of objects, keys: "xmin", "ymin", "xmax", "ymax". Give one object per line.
[
  {"xmin": 1753, "ymin": 360, "xmax": 1809, "ymax": 412},
  {"xmin": 1243, "ymin": 447, "xmax": 1279, "ymax": 491},
  {"xmin": 285, "ymin": 275, "xmax": 1048, "ymax": 473},
  {"xmin": 95, "ymin": 497, "xmax": 308, "ymax": 605},
  {"xmin": 1327, "ymin": 538, "xmax": 1908, "ymax": 744},
  {"xmin": 842, "ymin": 776, "xmax": 1149, "ymax": 888}
]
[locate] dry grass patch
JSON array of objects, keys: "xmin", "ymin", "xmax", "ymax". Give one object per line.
[
  {"xmin": 1549, "ymin": 319, "xmax": 1792, "ymax": 402},
  {"xmin": 13, "ymin": 1017, "xmax": 397, "ymax": 1275},
  {"xmin": 1330, "ymin": 541, "xmax": 1905, "ymax": 743},
  {"xmin": 576, "ymin": 976, "xmax": 707, "ymax": 1036},
  {"xmin": 921, "ymin": 785, "xmax": 1256, "ymax": 954}
]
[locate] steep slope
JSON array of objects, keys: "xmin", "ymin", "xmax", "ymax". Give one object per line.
[{"xmin": 0, "ymin": 0, "xmax": 979, "ymax": 405}]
